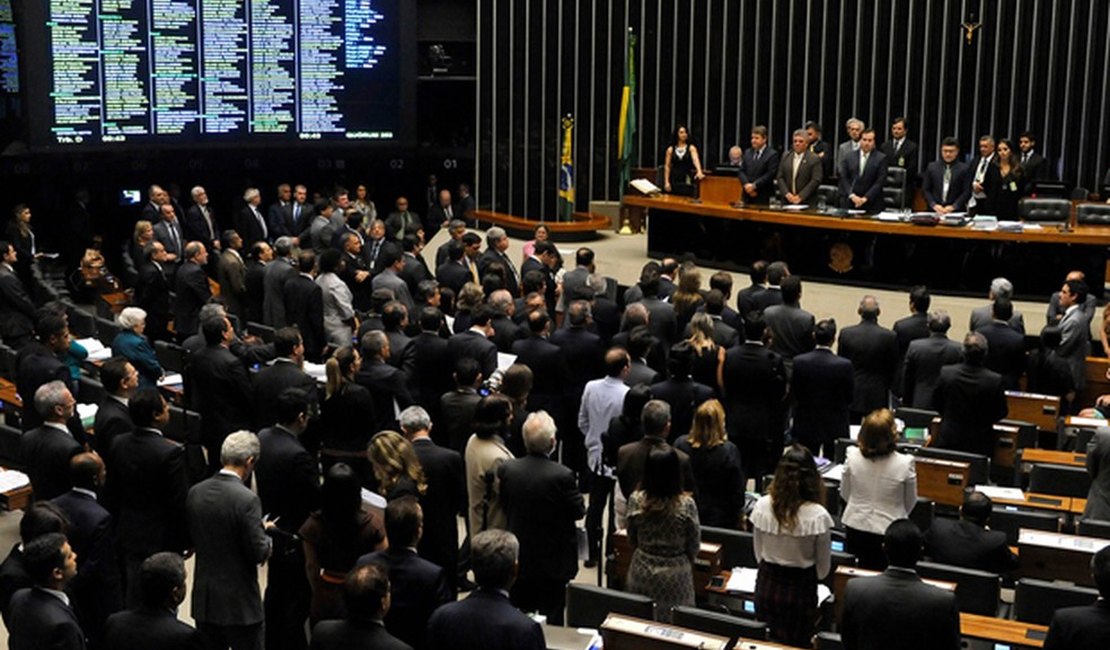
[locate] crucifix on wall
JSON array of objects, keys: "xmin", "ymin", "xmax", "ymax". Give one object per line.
[{"xmin": 962, "ymin": 10, "xmax": 982, "ymax": 46}]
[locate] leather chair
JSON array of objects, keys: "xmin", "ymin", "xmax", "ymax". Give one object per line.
[
  {"xmin": 1017, "ymin": 197, "xmax": 1070, "ymax": 223},
  {"xmin": 1077, "ymin": 518, "xmax": 1110, "ymax": 539},
  {"xmin": 988, "ymin": 507, "xmax": 1060, "ymax": 546},
  {"xmin": 671, "ymin": 605, "xmax": 769, "ymax": 643},
  {"xmin": 882, "ymin": 167, "xmax": 907, "ymax": 210},
  {"xmin": 700, "ymin": 526, "xmax": 756, "ymax": 569},
  {"xmin": 916, "ymin": 561, "xmax": 1002, "ymax": 616},
  {"xmin": 565, "ymin": 583, "xmax": 654, "ymax": 629},
  {"xmin": 154, "ymin": 340, "xmax": 187, "ymax": 373},
  {"xmin": 1028, "ymin": 463, "xmax": 1091, "ymax": 498},
  {"xmin": 1076, "ymin": 202, "xmax": 1110, "ymax": 225},
  {"xmin": 96, "ymin": 316, "xmax": 121, "ymax": 347},
  {"xmin": 815, "ymin": 184, "xmax": 840, "ymax": 208},
  {"xmin": 1013, "ymin": 578, "xmax": 1098, "ymax": 625}
]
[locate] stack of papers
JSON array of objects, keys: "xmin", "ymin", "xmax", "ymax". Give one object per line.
[
  {"xmin": 972, "ymin": 485, "xmax": 1025, "ymax": 501},
  {"xmin": 74, "ymin": 338, "xmax": 113, "ymax": 362},
  {"xmin": 303, "ymin": 362, "xmax": 327, "ymax": 383},
  {"xmin": 0, "ymin": 470, "xmax": 30, "ymax": 492},
  {"xmin": 157, "ymin": 373, "xmax": 184, "ymax": 387}
]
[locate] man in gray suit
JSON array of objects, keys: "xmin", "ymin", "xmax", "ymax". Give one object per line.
[
  {"xmin": 763, "ymin": 275, "xmax": 815, "ymax": 372},
  {"xmin": 835, "ymin": 117, "xmax": 865, "ymax": 171},
  {"xmin": 263, "ymin": 237, "xmax": 298, "ymax": 327},
  {"xmin": 187, "ymin": 431, "xmax": 275, "ymax": 650},
  {"xmin": 776, "ymin": 128, "xmax": 824, "ymax": 204},
  {"xmin": 556, "ymin": 247, "xmax": 594, "ymax": 316},
  {"xmin": 1057, "ymin": 279, "xmax": 1091, "ymax": 393},
  {"xmin": 901, "ymin": 310, "xmax": 963, "ymax": 409},
  {"xmin": 969, "ymin": 277, "xmax": 1025, "ymax": 334},
  {"xmin": 372, "ymin": 248, "xmax": 415, "ymax": 312}
]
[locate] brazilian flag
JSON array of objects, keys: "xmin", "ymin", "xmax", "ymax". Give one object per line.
[
  {"xmin": 559, "ymin": 115, "xmax": 575, "ymax": 222},
  {"xmin": 617, "ymin": 30, "xmax": 637, "ymax": 194}
]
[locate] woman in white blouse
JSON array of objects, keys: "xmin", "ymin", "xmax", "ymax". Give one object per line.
[
  {"xmin": 316, "ymin": 248, "xmax": 357, "ymax": 347},
  {"xmin": 841, "ymin": 408, "xmax": 917, "ymax": 570},
  {"xmin": 751, "ymin": 445, "xmax": 834, "ymax": 647}
]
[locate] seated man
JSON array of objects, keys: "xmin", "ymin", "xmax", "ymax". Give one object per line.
[
  {"xmin": 837, "ymin": 128, "xmax": 889, "ymax": 213},
  {"xmin": 841, "ymin": 520, "xmax": 960, "ymax": 650},
  {"xmin": 923, "ymin": 491, "xmax": 1017, "ymax": 575},
  {"xmin": 1044, "ymin": 545, "xmax": 1110, "ymax": 648}
]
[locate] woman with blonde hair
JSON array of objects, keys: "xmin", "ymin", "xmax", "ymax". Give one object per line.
[
  {"xmin": 686, "ymin": 312, "xmax": 723, "ymax": 390},
  {"xmin": 840, "ymin": 408, "xmax": 916, "ymax": 569},
  {"xmin": 130, "ymin": 219, "xmax": 156, "ymax": 265},
  {"xmin": 320, "ymin": 346, "xmax": 376, "ymax": 485},
  {"xmin": 751, "ymin": 445, "xmax": 833, "ymax": 646},
  {"xmin": 675, "ymin": 399, "xmax": 743, "ymax": 527},
  {"xmin": 452, "ymin": 282, "xmax": 485, "ymax": 333},
  {"xmin": 368, "ymin": 430, "xmax": 427, "ymax": 500},
  {"xmin": 671, "ymin": 263, "xmax": 704, "ymax": 333}
]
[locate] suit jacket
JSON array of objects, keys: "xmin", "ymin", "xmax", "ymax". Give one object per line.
[
  {"xmin": 16, "ymin": 342, "xmax": 72, "ymax": 431},
  {"xmin": 153, "ymin": 219, "xmax": 185, "ymax": 259},
  {"xmin": 790, "ymin": 348, "xmax": 854, "ymax": 445},
  {"xmin": 284, "ymin": 274, "xmax": 327, "ymax": 360},
  {"xmin": 498, "ymin": 453, "xmax": 585, "ymax": 584},
  {"xmin": 436, "ymin": 260, "xmax": 471, "ymax": 295},
  {"xmin": 841, "ymin": 567, "xmax": 961, "ymax": 650},
  {"xmin": 969, "ymin": 304, "xmax": 1025, "ymax": 335},
  {"xmin": 172, "ymin": 261, "xmax": 211, "ymax": 340},
  {"xmin": 0, "ymin": 544, "xmax": 28, "ymax": 626},
  {"xmin": 0, "ymin": 264, "xmax": 35, "ymax": 347},
  {"xmin": 186, "ymin": 343, "xmax": 253, "ymax": 449},
  {"xmin": 511, "ymin": 336, "xmax": 571, "ymax": 417},
  {"xmin": 310, "ymin": 618, "xmax": 413, "ymax": 650},
  {"xmin": 775, "ymin": 150, "xmax": 824, "ymax": 202},
  {"xmin": 979, "ymin": 321, "xmax": 1027, "ymax": 389},
  {"xmin": 439, "ymin": 389, "xmax": 482, "ymax": 452},
  {"xmin": 674, "ymin": 437, "xmax": 744, "ymax": 527},
  {"xmin": 934, "ymin": 363, "xmax": 1008, "ymax": 456},
  {"xmin": 104, "ymin": 607, "xmax": 206, "ymax": 650},
  {"xmin": 649, "ymin": 378, "xmax": 714, "ymax": 442},
  {"xmin": 218, "ymin": 249, "xmax": 248, "ymax": 324},
  {"xmin": 489, "ymin": 315, "xmax": 523, "ymax": 353},
  {"xmin": 625, "ymin": 359, "xmax": 661, "ymax": 387},
  {"xmin": 921, "ymin": 160, "xmax": 973, "ymax": 210},
  {"xmin": 186, "ymin": 473, "xmax": 272, "ymax": 626},
  {"xmin": 836, "ymin": 140, "xmax": 859, "ymax": 171},
  {"xmin": 902, "ymin": 334, "xmax": 963, "ymax": 409},
  {"xmin": 355, "ymin": 361, "xmax": 413, "ymax": 431},
  {"xmin": 135, "ymin": 262, "xmax": 172, "ymax": 334},
  {"xmin": 411, "ymin": 438, "xmax": 465, "ymax": 587},
  {"xmin": 409, "ymin": 332, "xmax": 453, "ymax": 419},
  {"xmin": 52, "ymin": 490, "xmax": 123, "ymax": 644},
  {"xmin": 736, "ymin": 283, "xmax": 767, "ymax": 321},
  {"xmin": 358, "ymin": 548, "xmax": 451, "ymax": 650},
  {"xmin": 183, "ymin": 204, "xmax": 218, "ymax": 246},
  {"xmin": 838, "ymin": 149, "xmax": 889, "ymax": 213},
  {"xmin": 447, "ymin": 329, "xmax": 498, "ymax": 381},
  {"xmin": 551, "ymin": 326, "xmax": 605, "ymax": 398},
  {"xmin": 478, "ymin": 249, "xmax": 521, "ymax": 297},
  {"xmin": 236, "ymin": 205, "xmax": 269, "ymax": 248},
  {"xmin": 425, "ymin": 589, "xmax": 545, "ymax": 650},
  {"xmin": 1044, "ymin": 600, "xmax": 1110, "ymax": 650},
  {"xmin": 764, "ymin": 302, "xmax": 816, "ymax": 361},
  {"xmin": 244, "ymin": 259, "xmax": 267, "ymax": 323},
  {"xmin": 1020, "ymin": 151, "xmax": 1053, "ymax": 183},
  {"xmin": 372, "ymin": 268, "xmax": 415, "ymax": 311},
  {"xmin": 106, "ymin": 428, "xmax": 190, "ymax": 557},
  {"xmin": 837, "ymin": 319, "xmax": 898, "ymax": 414},
  {"xmin": 256, "ymin": 425, "xmax": 320, "ymax": 544},
  {"xmin": 92, "ymin": 396, "xmax": 133, "ymax": 457},
  {"xmin": 400, "ymin": 253, "xmax": 431, "ymax": 296},
  {"xmin": 738, "ymin": 146, "xmax": 781, "ymax": 203},
  {"xmin": 969, "ymin": 155, "xmax": 1003, "ymax": 214},
  {"xmin": 893, "ymin": 312, "xmax": 930, "ymax": 357},
  {"xmin": 616, "ymin": 436, "xmax": 697, "ymax": 502},
  {"xmin": 1046, "ymin": 291, "xmax": 1097, "ymax": 327},
  {"xmin": 879, "ymin": 138, "xmax": 919, "ymax": 184},
  {"xmin": 267, "ymin": 201, "xmax": 296, "ymax": 239},
  {"xmin": 262, "ymin": 257, "xmax": 298, "ymax": 327},
  {"xmin": 22, "ymin": 424, "xmax": 83, "ymax": 501},
  {"xmin": 8, "ymin": 586, "xmax": 87, "ymax": 650},
  {"xmin": 924, "ymin": 518, "xmax": 1017, "ymax": 575},
  {"xmin": 721, "ymin": 342, "xmax": 787, "ymax": 442},
  {"xmin": 1084, "ymin": 430, "xmax": 1110, "ymax": 520},
  {"xmin": 385, "ymin": 210, "xmax": 421, "ymax": 241},
  {"xmin": 1057, "ymin": 305, "xmax": 1091, "ymax": 391}
]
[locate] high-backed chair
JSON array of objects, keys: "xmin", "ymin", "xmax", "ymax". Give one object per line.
[
  {"xmin": 96, "ymin": 317, "xmax": 121, "ymax": 347},
  {"xmin": 565, "ymin": 584, "xmax": 654, "ymax": 629},
  {"xmin": 154, "ymin": 340, "xmax": 187, "ymax": 374},
  {"xmin": 671, "ymin": 605, "xmax": 769, "ymax": 644},
  {"xmin": 1077, "ymin": 518, "xmax": 1110, "ymax": 539},
  {"xmin": 987, "ymin": 507, "xmax": 1060, "ymax": 546},
  {"xmin": 701, "ymin": 527, "xmax": 756, "ymax": 569},
  {"xmin": 0, "ymin": 423, "xmax": 23, "ymax": 469},
  {"xmin": 1012, "ymin": 578, "xmax": 1099, "ymax": 625},
  {"xmin": 916, "ymin": 561, "xmax": 1002, "ymax": 616},
  {"xmin": 914, "ymin": 447, "xmax": 991, "ymax": 486},
  {"xmin": 246, "ymin": 321, "xmax": 276, "ymax": 344},
  {"xmin": 894, "ymin": 407, "xmax": 939, "ymax": 430},
  {"xmin": 1017, "ymin": 197, "xmax": 1070, "ymax": 223},
  {"xmin": 77, "ymin": 376, "xmax": 107, "ymax": 406},
  {"xmin": 882, "ymin": 167, "xmax": 907, "ymax": 210},
  {"xmin": 1028, "ymin": 463, "xmax": 1091, "ymax": 498},
  {"xmin": 1076, "ymin": 202, "xmax": 1110, "ymax": 225}
]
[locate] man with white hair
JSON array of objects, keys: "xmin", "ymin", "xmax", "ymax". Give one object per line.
[
  {"xmin": 496, "ymin": 411, "xmax": 585, "ymax": 624},
  {"xmin": 237, "ymin": 187, "xmax": 269, "ymax": 248},
  {"xmin": 836, "ymin": 117, "xmax": 866, "ymax": 169},
  {"xmin": 184, "ymin": 185, "xmax": 220, "ymax": 253},
  {"xmin": 478, "ymin": 227, "xmax": 520, "ymax": 296},
  {"xmin": 969, "ymin": 277, "xmax": 1025, "ymax": 334},
  {"xmin": 22, "ymin": 380, "xmax": 84, "ymax": 500},
  {"xmin": 187, "ymin": 431, "xmax": 275, "ymax": 650}
]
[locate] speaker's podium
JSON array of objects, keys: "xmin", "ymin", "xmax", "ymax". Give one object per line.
[{"xmin": 600, "ymin": 614, "xmax": 730, "ymax": 650}]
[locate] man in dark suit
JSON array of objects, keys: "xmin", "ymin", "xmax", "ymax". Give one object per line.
[
  {"xmin": 283, "ymin": 249, "xmax": 326, "ymax": 362},
  {"xmin": 738, "ymin": 125, "xmax": 780, "ymax": 204},
  {"xmin": 721, "ymin": 314, "xmax": 787, "ymax": 482},
  {"xmin": 969, "ymin": 277, "xmax": 1026, "ymax": 334},
  {"xmin": 0, "ymin": 503, "xmax": 68, "ymax": 626},
  {"xmin": 0, "ymin": 240, "xmax": 36, "ymax": 348},
  {"xmin": 385, "ymin": 195, "xmax": 420, "ymax": 242},
  {"xmin": 255, "ymin": 389, "xmax": 320, "ymax": 650},
  {"xmin": 383, "ymin": 304, "xmax": 417, "ymax": 379},
  {"xmin": 358, "ymin": 496, "xmax": 452, "ymax": 649},
  {"xmin": 838, "ymin": 128, "xmax": 889, "ymax": 213},
  {"xmin": 310, "ymin": 563, "xmax": 413, "ymax": 650},
  {"xmin": 236, "ymin": 187, "xmax": 269, "ymax": 248},
  {"xmin": 632, "ymin": 263, "xmax": 679, "ymax": 344},
  {"xmin": 924, "ymin": 491, "xmax": 1016, "ymax": 575},
  {"xmin": 408, "ymin": 308, "xmax": 453, "ymax": 420},
  {"xmin": 16, "ymin": 311, "xmax": 72, "ymax": 432},
  {"xmin": 841, "ymin": 519, "xmax": 961, "ymax": 650},
  {"xmin": 837, "ymin": 295, "xmax": 898, "ymax": 421},
  {"xmin": 252, "ymin": 327, "xmax": 319, "ymax": 431},
  {"xmin": 244, "ymin": 241, "xmax": 272, "ymax": 324},
  {"xmin": 426, "ymin": 530, "xmax": 545, "ymax": 650},
  {"xmin": 183, "ymin": 185, "xmax": 221, "ymax": 255},
  {"xmin": 133, "ymin": 241, "xmax": 174, "ymax": 342},
  {"xmin": 288, "ymin": 185, "xmax": 315, "ymax": 239},
  {"xmin": 497, "ymin": 411, "xmax": 585, "ymax": 625},
  {"xmin": 172, "ymin": 242, "xmax": 211, "ymax": 343},
  {"xmin": 262, "ymin": 237, "xmax": 298, "ymax": 327},
  {"xmin": 153, "ymin": 204, "xmax": 186, "ymax": 262},
  {"xmin": 790, "ymin": 319, "xmax": 854, "ymax": 458},
  {"xmin": 1018, "ymin": 131, "xmax": 1053, "ymax": 184},
  {"xmin": 1043, "ymin": 545, "xmax": 1110, "ymax": 649},
  {"xmin": 52, "ymin": 453, "xmax": 122, "ymax": 648},
  {"xmin": 736, "ymin": 260, "xmax": 768, "ymax": 322},
  {"xmin": 266, "ymin": 184, "xmax": 294, "ymax": 240},
  {"xmin": 436, "ymin": 240, "xmax": 472, "ymax": 296},
  {"xmin": 892, "ymin": 285, "xmax": 931, "ymax": 359},
  {"xmin": 933, "ymin": 332, "xmax": 1008, "ymax": 456},
  {"xmin": 805, "ymin": 121, "xmax": 834, "ymax": 178},
  {"xmin": 103, "ymin": 552, "xmax": 205, "ymax": 650},
  {"xmin": 879, "ymin": 117, "xmax": 919, "ymax": 186},
  {"xmin": 902, "ymin": 310, "xmax": 963, "ymax": 409},
  {"xmin": 649, "ymin": 342, "xmax": 714, "ymax": 442},
  {"xmin": 93, "ymin": 357, "xmax": 137, "ymax": 455},
  {"xmin": 979, "ymin": 298, "xmax": 1027, "ymax": 390},
  {"xmin": 623, "ymin": 325, "xmax": 663, "ymax": 387},
  {"xmin": 435, "ymin": 220, "xmax": 468, "ymax": 269},
  {"xmin": 521, "ymin": 241, "xmax": 559, "ymax": 315},
  {"xmin": 511, "ymin": 311, "xmax": 571, "ymax": 421},
  {"xmin": 438, "ymin": 358, "xmax": 484, "ymax": 452},
  {"xmin": 763, "ymin": 275, "xmax": 815, "ymax": 369},
  {"xmin": 482, "ymin": 291, "xmax": 521, "ymax": 353},
  {"xmin": 968, "ymin": 135, "xmax": 1002, "ymax": 215},
  {"xmin": 477, "ymin": 227, "xmax": 521, "ymax": 297},
  {"xmin": 400, "ymin": 407, "xmax": 465, "ymax": 593},
  {"xmin": 6, "ymin": 532, "xmax": 85, "ymax": 650},
  {"xmin": 186, "ymin": 315, "xmax": 253, "ymax": 474},
  {"xmin": 922, "ymin": 137, "xmax": 974, "ymax": 213},
  {"xmin": 106, "ymin": 388, "xmax": 190, "ymax": 605},
  {"xmin": 776, "ymin": 128, "xmax": 824, "ymax": 204},
  {"xmin": 186, "ymin": 431, "xmax": 274, "ymax": 650},
  {"xmin": 448, "ymin": 304, "xmax": 499, "ymax": 380},
  {"xmin": 615, "ymin": 400, "xmax": 697, "ymax": 504},
  {"xmin": 22, "ymin": 381, "xmax": 83, "ymax": 501},
  {"xmin": 357, "ymin": 331, "xmax": 414, "ymax": 432},
  {"xmin": 687, "ymin": 290, "xmax": 740, "ymax": 347},
  {"xmin": 427, "ymin": 189, "xmax": 458, "ymax": 237}
]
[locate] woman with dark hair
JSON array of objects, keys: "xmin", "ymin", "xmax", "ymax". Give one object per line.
[
  {"xmin": 675, "ymin": 400, "xmax": 744, "ymax": 528},
  {"xmin": 320, "ymin": 346, "xmax": 377, "ymax": 485},
  {"xmin": 521, "ymin": 223, "xmax": 550, "ymax": 264},
  {"xmin": 995, "ymin": 138, "xmax": 1025, "ymax": 220},
  {"xmin": 367, "ymin": 430, "xmax": 427, "ymax": 500},
  {"xmin": 663, "ymin": 125, "xmax": 706, "ymax": 196},
  {"xmin": 499, "ymin": 363, "xmax": 534, "ymax": 457},
  {"xmin": 317, "ymin": 248, "xmax": 357, "ymax": 346},
  {"xmin": 452, "ymin": 282, "xmax": 484, "ymax": 333},
  {"xmin": 603, "ymin": 384, "xmax": 653, "ymax": 467},
  {"xmin": 626, "ymin": 447, "xmax": 701, "ymax": 622},
  {"xmin": 751, "ymin": 445, "xmax": 833, "ymax": 646},
  {"xmin": 464, "ymin": 394, "xmax": 515, "ymax": 534},
  {"xmin": 840, "ymin": 408, "xmax": 917, "ymax": 569},
  {"xmin": 299, "ymin": 462, "xmax": 387, "ymax": 623}
]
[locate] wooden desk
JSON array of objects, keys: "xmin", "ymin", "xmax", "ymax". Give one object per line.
[
  {"xmin": 991, "ymin": 492, "xmax": 1075, "ymax": 515},
  {"xmin": 1020, "ymin": 448, "xmax": 1086, "ymax": 469},
  {"xmin": 1005, "ymin": 391, "xmax": 1062, "ymax": 434},
  {"xmin": 600, "ymin": 614, "xmax": 730, "ymax": 650},
  {"xmin": 0, "ymin": 378, "xmax": 22, "ymax": 413},
  {"xmin": 915, "ymin": 456, "xmax": 972, "ymax": 506},
  {"xmin": 612, "ymin": 530, "xmax": 722, "ymax": 594},
  {"xmin": 993, "ymin": 424, "xmax": 1023, "ymax": 472},
  {"xmin": 1017, "ymin": 528, "xmax": 1110, "ymax": 586},
  {"xmin": 831, "ymin": 566, "xmax": 955, "ymax": 625},
  {"xmin": 960, "ymin": 612, "xmax": 1048, "ymax": 649}
]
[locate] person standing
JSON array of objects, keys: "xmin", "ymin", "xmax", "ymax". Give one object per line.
[
  {"xmin": 103, "ymin": 552, "xmax": 205, "ymax": 650},
  {"xmin": 663, "ymin": 125, "xmax": 706, "ymax": 197},
  {"xmin": 22, "ymin": 381, "xmax": 84, "ymax": 501},
  {"xmin": 7, "ymin": 533, "xmax": 84, "ymax": 650},
  {"xmin": 933, "ymin": 332, "xmax": 1008, "ymax": 456}
]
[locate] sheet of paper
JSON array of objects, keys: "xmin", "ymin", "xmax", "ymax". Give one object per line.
[
  {"xmin": 157, "ymin": 373, "xmax": 184, "ymax": 387},
  {"xmin": 0, "ymin": 470, "xmax": 30, "ymax": 492},
  {"xmin": 725, "ymin": 567, "xmax": 758, "ymax": 593},
  {"xmin": 783, "ymin": 204, "xmax": 809, "ymax": 211},
  {"xmin": 74, "ymin": 338, "xmax": 105, "ymax": 353},
  {"xmin": 497, "ymin": 352, "xmax": 517, "ymax": 372},
  {"xmin": 971, "ymin": 485, "xmax": 1025, "ymax": 501},
  {"xmin": 303, "ymin": 362, "xmax": 327, "ymax": 382},
  {"xmin": 822, "ymin": 464, "xmax": 845, "ymax": 482}
]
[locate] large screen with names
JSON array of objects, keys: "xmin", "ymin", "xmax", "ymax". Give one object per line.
[{"xmin": 21, "ymin": 0, "xmax": 409, "ymax": 149}]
